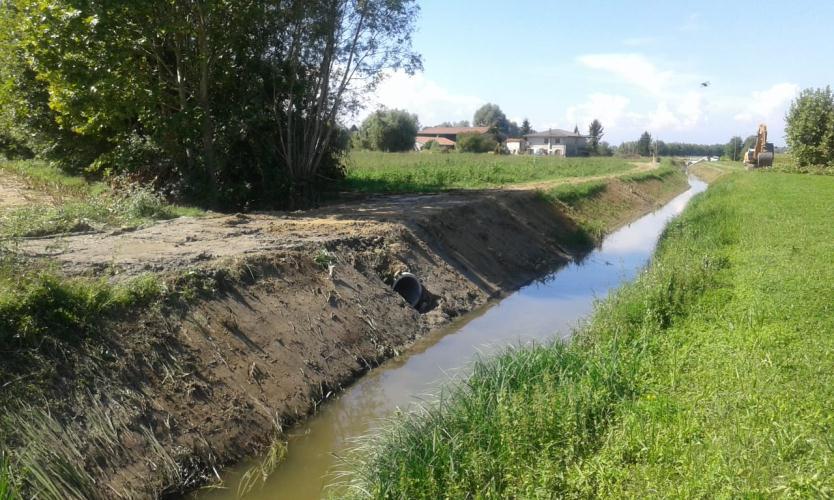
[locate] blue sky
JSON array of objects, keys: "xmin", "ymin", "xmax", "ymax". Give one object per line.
[{"xmin": 362, "ymin": 0, "xmax": 833, "ymax": 145}]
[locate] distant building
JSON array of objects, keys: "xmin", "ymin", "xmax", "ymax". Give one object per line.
[
  {"xmin": 505, "ymin": 138, "xmax": 527, "ymax": 155},
  {"xmin": 415, "ymin": 126, "xmax": 491, "ymax": 150},
  {"xmin": 525, "ymin": 129, "xmax": 588, "ymax": 157},
  {"xmin": 415, "ymin": 136, "xmax": 456, "ymax": 152}
]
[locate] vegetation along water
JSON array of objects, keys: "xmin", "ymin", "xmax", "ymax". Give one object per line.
[{"xmin": 347, "ymin": 169, "xmax": 834, "ymax": 498}]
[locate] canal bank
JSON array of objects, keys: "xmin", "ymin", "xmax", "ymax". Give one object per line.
[{"xmin": 201, "ymin": 174, "xmax": 705, "ymax": 499}]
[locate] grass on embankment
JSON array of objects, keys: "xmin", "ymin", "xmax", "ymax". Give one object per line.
[
  {"xmin": 347, "ymin": 170, "xmax": 834, "ymax": 497},
  {"xmin": 342, "ymin": 152, "xmax": 636, "ymax": 193},
  {"xmin": 541, "ymin": 162, "xmax": 686, "ymax": 241},
  {"xmin": 0, "ymin": 160, "xmax": 204, "ymax": 237}
]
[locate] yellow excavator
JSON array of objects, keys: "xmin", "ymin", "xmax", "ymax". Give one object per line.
[{"xmin": 744, "ymin": 124, "xmax": 775, "ymax": 168}]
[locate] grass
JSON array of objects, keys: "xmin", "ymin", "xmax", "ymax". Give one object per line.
[
  {"xmin": 342, "ymin": 152, "xmax": 637, "ymax": 193},
  {"xmin": 0, "ymin": 160, "xmax": 204, "ymax": 237},
  {"xmin": 346, "ymin": 170, "xmax": 834, "ymax": 497}
]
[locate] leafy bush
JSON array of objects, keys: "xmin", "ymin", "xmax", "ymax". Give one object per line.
[
  {"xmin": 354, "ymin": 109, "xmax": 419, "ymax": 152},
  {"xmin": 456, "ymin": 132, "xmax": 497, "ymax": 153},
  {"xmin": 785, "ymin": 86, "xmax": 834, "ymax": 168}
]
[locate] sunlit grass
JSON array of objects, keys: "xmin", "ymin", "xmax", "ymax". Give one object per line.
[{"xmin": 342, "ymin": 152, "xmax": 637, "ymax": 193}]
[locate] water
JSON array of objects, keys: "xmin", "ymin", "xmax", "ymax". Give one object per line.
[{"xmin": 204, "ymin": 175, "xmax": 708, "ymax": 500}]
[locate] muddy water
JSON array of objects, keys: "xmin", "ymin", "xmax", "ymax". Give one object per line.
[{"xmin": 205, "ymin": 176, "xmax": 708, "ymax": 500}]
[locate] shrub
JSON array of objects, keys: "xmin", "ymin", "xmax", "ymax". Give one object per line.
[
  {"xmin": 785, "ymin": 86, "xmax": 834, "ymax": 168},
  {"xmin": 456, "ymin": 132, "xmax": 497, "ymax": 153}
]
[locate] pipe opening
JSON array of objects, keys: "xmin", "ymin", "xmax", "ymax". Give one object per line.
[{"xmin": 392, "ymin": 273, "xmax": 423, "ymax": 308}]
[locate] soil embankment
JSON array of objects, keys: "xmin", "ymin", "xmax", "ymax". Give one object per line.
[{"xmin": 7, "ymin": 173, "xmax": 688, "ymax": 497}]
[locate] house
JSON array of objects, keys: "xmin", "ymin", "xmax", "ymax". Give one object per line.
[
  {"xmin": 525, "ymin": 129, "xmax": 588, "ymax": 157},
  {"xmin": 505, "ymin": 138, "xmax": 527, "ymax": 155},
  {"xmin": 415, "ymin": 136, "xmax": 456, "ymax": 152},
  {"xmin": 415, "ymin": 126, "xmax": 491, "ymax": 151}
]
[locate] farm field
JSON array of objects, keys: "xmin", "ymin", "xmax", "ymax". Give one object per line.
[
  {"xmin": 343, "ymin": 151, "xmax": 641, "ymax": 192},
  {"xmin": 348, "ymin": 170, "xmax": 834, "ymax": 498}
]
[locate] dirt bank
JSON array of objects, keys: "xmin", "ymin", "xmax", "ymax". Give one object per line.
[{"xmin": 4, "ymin": 173, "xmax": 689, "ymax": 498}]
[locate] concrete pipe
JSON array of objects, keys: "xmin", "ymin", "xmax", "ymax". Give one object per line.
[{"xmin": 393, "ymin": 272, "xmax": 423, "ymax": 308}]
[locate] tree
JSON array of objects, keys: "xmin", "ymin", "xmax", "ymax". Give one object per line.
[
  {"xmin": 473, "ymin": 103, "xmax": 513, "ymax": 138},
  {"xmin": 0, "ymin": 0, "xmax": 421, "ymax": 208},
  {"xmin": 637, "ymin": 131, "xmax": 653, "ymax": 156},
  {"xmin": 354, "ymin": 109, "xmax": 419, "ymax": 152},
  {"xmin": 725, "ymin": 136, "xmax": 744, "ymax": 161},
  {"xmin": 457, "ymin": 132, "xmax": 497, "ymax": 153},
  {"xmin": 588, "ymin": 119, "xmax": 604, "ymax": 154},
  {"xmin": 520, "ymin": 118, "xmax": 532, "ymax": 136},
  {"xmin": 573, "ymin": 125, "xmax": 580, "ymax": 134},
  {"xmin": 785, "ymin": 86, "xmax": 834, "ymax": 167}
]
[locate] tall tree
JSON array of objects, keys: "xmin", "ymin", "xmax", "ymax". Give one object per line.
[
  {"xmin": 573, "ymin": 125, "xmax": 580, "ymax": 134},
  {"xmin": 520, "ymin": 118, "xmax": 532, "ymax": 136},
  {"xmin": 725, "ymin": 136, "xmax": 744, "ymax": 161},
  {"xmin": 637, "ymin": 131, "xmax": 653, "ymax": 156},
  {"xmin": 588, "ymin": 119, "xmax": 604, "ymax": 153},
  {"xmin": 473, "ymin": 103, "xmax": 512, "ymax": 137}
]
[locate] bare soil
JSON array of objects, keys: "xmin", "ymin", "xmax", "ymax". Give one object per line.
[{"xmin": 7, "ymin": 173, "xmax": 689, "ymax": 498}]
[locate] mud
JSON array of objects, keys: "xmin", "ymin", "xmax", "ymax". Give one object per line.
[{"xmin": 6, "ymin": 174, "xmax": 689, "ymax": 497}]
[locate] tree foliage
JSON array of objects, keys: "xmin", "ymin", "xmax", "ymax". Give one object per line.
[
  {"xmin": 588, "ymin": 119, "xmax": 604, "ymax": 154},
  {"xmin": 725, "ymin": 136, "xmax": 743, "ymax": 161},
  {"xmin": 520, "ymin": 118, "xmax": 532, "ymax": 136},
  {"xmin": 0, "ymin": 0, "xmax": 421, "ymax": 208},
  {"xmin": 354, "ymin": 109, "xmax": 419, "ymax": 152},
  {"xmin": 637, "ymin": 131, "xmax": 653, "ymax": 156},
  {"xmin": 785, "ymin": 86, "xmax": 834, "ymax": 167},
  {"xmin": 456, "ymin": 132, "xmax": 497, "ymax": 153},
  {"xmin": 473, "ymin": 103, "xmax": 518, "ymax": 138}
]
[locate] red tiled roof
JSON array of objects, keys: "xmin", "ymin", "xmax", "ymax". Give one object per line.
[
  {"xmin": 416, "ymin": 136, "xmax": 456, "ymax": 146},
  {"xmin": 418, "ymin": 126, "xmax": 490, "ymax": 136}
]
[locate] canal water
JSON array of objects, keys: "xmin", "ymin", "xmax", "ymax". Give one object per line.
[{"xmin": 205, "ymin": 175, "xmax": 708, "ymax": 499}]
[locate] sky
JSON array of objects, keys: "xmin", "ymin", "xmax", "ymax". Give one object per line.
[{"xmin": 357, "ymin": 0, "xmax": 834, "ymax": 146}]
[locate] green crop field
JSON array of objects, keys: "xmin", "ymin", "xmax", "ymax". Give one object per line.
[
  {"xmin": 342, "ymin": 152, "xmax": 640, "ymax": 193},
  {"xmin": 347, "ymin": 170, "xmax": 834, "ymax": 498}
]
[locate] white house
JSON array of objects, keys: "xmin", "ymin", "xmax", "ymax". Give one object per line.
[
  {"xmin": 505, "ymin": 138, "xmax": 527, "ymax": 155},
  {"xmin": 525, "ymin": 129, "xmax": 588, "ymax": 156}
]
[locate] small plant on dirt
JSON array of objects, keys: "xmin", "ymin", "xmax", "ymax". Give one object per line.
[{"xmin": 314, "ymin": 249, "xmax": 335, "ymax": 270}]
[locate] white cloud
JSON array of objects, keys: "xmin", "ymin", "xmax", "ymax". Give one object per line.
[
  {"xmin": 733, "ymin": 83, "xmax": 799, "ymax": 122},
  {"xmin": 358, "ymin": 70, "xmax": 484, "ymax": 127},
  {"xmin": 577, "ymin": 53, "xmax": 675, "ymax": 96},
  {"xmin": 566, "ymin": 93, "xmax": 632, "ymax": 129}
]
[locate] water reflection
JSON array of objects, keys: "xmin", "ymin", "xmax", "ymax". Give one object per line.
[{"xmin": 205, "ymin": 176, "xmax": 707, "ymax": 500}]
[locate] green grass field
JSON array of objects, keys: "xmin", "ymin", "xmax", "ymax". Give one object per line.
[
  {"xmin": 342, "ymin": 152, "xmax": 639, "ymax": 193},
  {"xmin": 347, "ymin": 170, "xmax": 834, "ymax": 497}
]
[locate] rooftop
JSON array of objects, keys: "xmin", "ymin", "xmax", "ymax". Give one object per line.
[
  {"xmin": 525, "ymin": 128, "xmax": 586, "ymax": 139},
  {"xmin": 416, "ymin": 136, "xmax": 456, "ymax": 146}
]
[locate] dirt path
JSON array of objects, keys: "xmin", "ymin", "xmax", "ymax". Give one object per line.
[
  {"xmin": 0, "ymin": 170, "xmax": 52, "ymax": 209},
  {"xmin": 18, "ymin": 163, "xmax": 659, "ymax": 277}
]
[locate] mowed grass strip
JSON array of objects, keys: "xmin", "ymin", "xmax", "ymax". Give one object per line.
[
  {"xmin": 342, "ymin": 152, "xmax": 636, "ymax": 193},
  {"xmin": 347, "ymin": 171, "xmax": 834, "ymax": 498}
]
